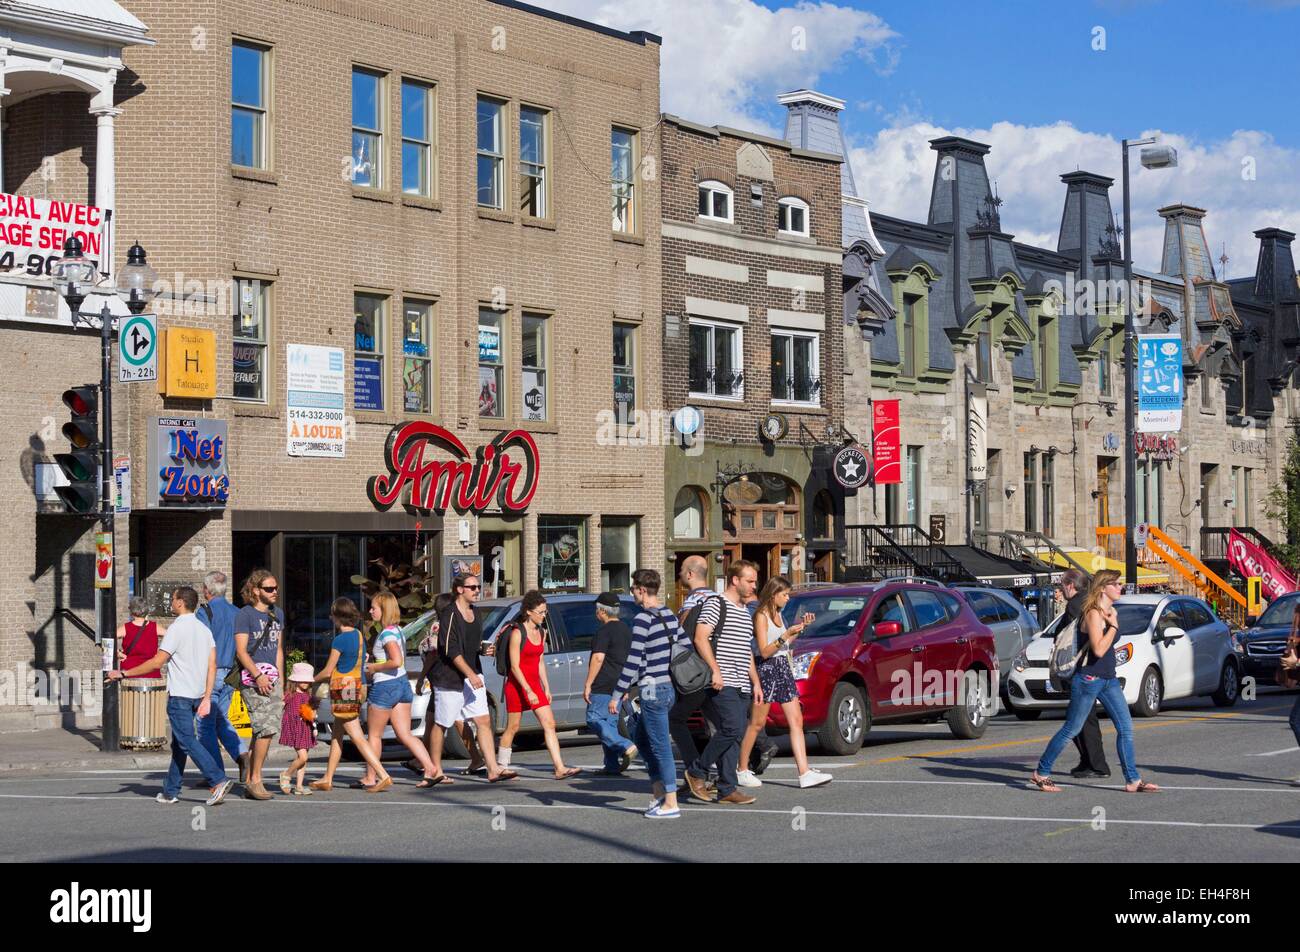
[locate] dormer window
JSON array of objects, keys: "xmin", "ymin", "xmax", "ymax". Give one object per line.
[
  {"xmin": 698, "ymin": 180, "xmax": 733, "ymax": 223},
  {"xmin": 778, "ymin": 197, "xmax": 809, "ymax": 237}
]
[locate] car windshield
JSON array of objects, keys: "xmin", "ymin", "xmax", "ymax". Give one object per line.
[
  {"xmin": 1116, "ymin": 604, "xmax": 1156, "ymax": 636},
  {"xmin": 783, "ymin": 594, "xmax": 868, "ymax": 640},
  {"xmin": 1257, "ymin": 594, "xmax": 1300, "ymax": 628}
]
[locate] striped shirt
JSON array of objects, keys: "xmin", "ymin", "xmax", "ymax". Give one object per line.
[
  {"xmin": 615, "ymin": 606, "xmax": 682, "ymax": 697},
  {"xmin": 697, "ymin": 595, "xmax": 754, "ymax": 693}
]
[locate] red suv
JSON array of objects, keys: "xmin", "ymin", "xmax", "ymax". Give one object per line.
[{"xmin": 766, "ymin": 580, "xmax": 999, "ymax": 754}]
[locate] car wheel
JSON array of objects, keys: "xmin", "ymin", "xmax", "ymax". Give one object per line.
[
  {"xmin": 1211, "ymin": 660, "xmax": 1241, "ymax": 707},
  {"xmin": 1133, "ymin": 666, "xmax": 1163, "ymax": 718},
  {"xmin": 817, "ymin": 682, "xmax": 869, "ymax": 755},
  {"xmin": 1012, "ymin": 707, "xmax": 1042, "ymax": 721},
  {"xmin": 946, "ymin": 669, "xmax": 991, "ymax": 739}
]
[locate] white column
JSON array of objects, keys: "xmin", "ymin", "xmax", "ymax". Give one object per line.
[{"xmin": 90, "ymin": 105, "xmax": 121, "ymax": 275}]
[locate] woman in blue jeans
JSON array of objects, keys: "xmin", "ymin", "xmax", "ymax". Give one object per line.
[
  {"xmin": 610, "ymin": 568, "xmax": 681, "ymax": 818},
  {"xmin": 1032, "ymin": 570, "xmax": 1161, "ymax": 794}
]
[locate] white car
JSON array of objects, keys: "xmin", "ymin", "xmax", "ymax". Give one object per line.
[{"xmin": 1004, "ymin": 594, "xmax": 1244, "ymax": 719}]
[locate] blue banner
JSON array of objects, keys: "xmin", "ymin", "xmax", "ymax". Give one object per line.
[{"xmin": 1137, "ymin": 333, "xmax": 1183, "ymax": 433}]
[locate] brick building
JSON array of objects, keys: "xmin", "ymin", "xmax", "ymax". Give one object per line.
[
  {"xmin": 0, "ymin": 0, "xmax": 664, "ymax": 728},
  {"xmin": 659, "ymin": 104, "xmax": 847, "ymax": 599}
]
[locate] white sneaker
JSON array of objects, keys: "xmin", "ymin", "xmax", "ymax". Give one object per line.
[
  {"xmin": 155, "ymin": 793, "xmax": 179, "ymax": 804},
  {"xmin": 799, "ymin": 769, "xmax": 832, "ymax": 788},
  {"xmin": 644, "ymin": 802, "xmax": 681, "ymax": 819},
  {"xmin": 647, "ymin": 797, "xmax": 664, "ymax": 811},
  {"xmin": 736, "ymin": 769, "xmax": 762, "ymax": 788},
  {"xmin": 206, "ymin": 779, "xmax": 235, "ymax": 806}
]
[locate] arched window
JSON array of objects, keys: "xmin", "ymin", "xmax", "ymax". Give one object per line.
[
  {"xmin": 812, "ymin": 490, "xmax": 834, "ymax": 539},
  {"xmin": 777, "ymin": 197, "xmax": 810, "ymax": 237},
  {"xmin": 697, "ymin": 180, "xmax": 733, "ymax": 223},
  {"xmin": 673, "ymin": 486, "xmax": 706, "ymax": 538}
]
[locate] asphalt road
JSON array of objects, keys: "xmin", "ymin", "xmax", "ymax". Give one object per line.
[{"xmin": 2, "ymin": 689, "xmax": 1298, "ymax": 862}]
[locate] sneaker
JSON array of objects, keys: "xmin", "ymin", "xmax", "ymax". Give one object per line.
[
  {"xmin": 753, "ymin": 745, "xmax": 776, "ymax": 776},
  {"xmin": 644, "ymin": 802, "xmax": 681, "ymax": 819},
  {"xmin": 621, "ymin": 745, "xmax": 638, "ymax": 772},
  {"xmin": 647, "ymin": 797, "xmax": 664, "ymax": 811},
  {"xmin": 206, "ymin": 779, "xmax": 235, "ymax": 806},
  {"xmin": 798, "ymin": 769, "xmax": 833, "ymax": 789},
  {"xmin": 718, "ymin": 791, "xmax": 756, "ymax": 805},
  {"xmin": 155, "ymin": 793, "xmax": 179, "ymax": 804},
  {"xmin": 736, "ymin": 769, "xmax": 762, "ymax": 788}
]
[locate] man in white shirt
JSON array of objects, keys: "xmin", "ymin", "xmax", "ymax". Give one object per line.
[{"xmin": 109, "ymin": 586, "xmax": 234, "ymax": 806}]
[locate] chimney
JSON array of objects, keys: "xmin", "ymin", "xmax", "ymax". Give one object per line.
[
  {"xmin": 1158, "ymin": 204, "xmax": 1215, "ymax": 282},
  {"xmin": 1057, "ymin": 172, "xmax": 1118, "ymax": 281},
  {"xmin": 1253, "ymin": 227, "xmax": 1300, "ymax": 304}
]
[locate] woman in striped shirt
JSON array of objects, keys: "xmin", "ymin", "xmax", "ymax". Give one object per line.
[{"xmin": 609, "ymin": 568, "xmax": 682, "ymax": 819}]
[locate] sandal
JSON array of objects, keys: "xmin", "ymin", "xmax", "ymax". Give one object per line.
[
  {"xmin": 292, "ymin": 787, "xmax": 312, "ymax": 797},
  {"xmin": 1127, "ymin": 780, "xmax": 1161, "ymax": 793},
  {"xmin": 308, "ymin": 779, "xmax": 332, "ymax": 792},
  {"xmin": 1030, "ymin": 774, "xmax": 1062, "ymax": 793},
  {"xmin": 416, "ymin": 774, "xmax": 452, "ymax": 788},
  {"xmin": 489, "ymin": 769, "xmax": 519, "ymax": 783},
  {"xmin": 365, "ymin": 776, "xmax": 393, "ymax": 794},
  {"xmin": 278, "ymin": 771, "xmax": 292, "ymax": 795},
  {"xmin": 554, "ymin": 767, "xmax": 581, "ymax": 780}
]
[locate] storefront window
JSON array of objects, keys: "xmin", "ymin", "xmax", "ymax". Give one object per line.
[
  {"xmin": 539, "ymin": 517, "xmax": 586, "ymax": 592},
  {"xmin": 479, "ymin": 307, "xmax": 504, "ymax": 418},
  {"xmin": 601, "ymin": 517, "xmax": 638, "ymax": 591},
  {"xmin": 403, "ymin": 299, "xmax": 432, "ymax": 414},
  {"xmin": 479, "ymin": 517, "xmax": 523, "ymax": 599},
  {"xmin": 673, "ymin": 486, "xmax": 705, "ymax": 539}
]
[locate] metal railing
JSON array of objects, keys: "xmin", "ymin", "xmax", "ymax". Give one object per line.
[
  {"xmin": 1201, "ymin": 525, "xmax": 1278, "ymax": 564},
  {"xmin": 842, "ymin": 524, "xmax": 971, "ymax": 584}
]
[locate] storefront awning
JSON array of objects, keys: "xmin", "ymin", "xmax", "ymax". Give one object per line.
[
  {"xmin": 1046, "ymin": 550, "xmax": 1170, "ymax": 587},
  {"xmin": 942, "ymin": 545, "xmax": 1053, "ymax": 588}
]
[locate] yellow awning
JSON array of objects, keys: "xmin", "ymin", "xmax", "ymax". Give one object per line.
[{"xmin": 1046, "ymin": 551, "xmax": 1170, "ymax": 587}]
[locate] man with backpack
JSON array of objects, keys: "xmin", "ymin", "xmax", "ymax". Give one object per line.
[
  {"xmin": 1057, "ymin": 569, "xmax": 1110, "ymax": 779},
  {"xmin": 683, "ymin": 559, "xmax": 762, "ymax": 805}
]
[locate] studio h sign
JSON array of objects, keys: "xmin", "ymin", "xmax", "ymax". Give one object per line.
[{"xmin": 367, "ymin": 422, "xmax": 540, "ymax": 515}]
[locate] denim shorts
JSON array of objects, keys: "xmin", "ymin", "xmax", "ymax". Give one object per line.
[{"xmin": 368, "ymin": 677, "xmax": 414, "ymax": 710}]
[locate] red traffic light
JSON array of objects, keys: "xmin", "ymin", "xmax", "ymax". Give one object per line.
[{"xmin": 61, "ymin": 386, "xmax": 97, "ymax": 417}]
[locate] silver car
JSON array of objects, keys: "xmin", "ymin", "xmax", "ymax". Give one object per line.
[{"xmin": 953, "ymin": 585, "xmax": 1040, "ymax": 692}]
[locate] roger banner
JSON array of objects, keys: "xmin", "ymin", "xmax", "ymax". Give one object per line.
[{"xmin": 1227, "ymin": 529, "xmax": 1297, "ymax": 602}]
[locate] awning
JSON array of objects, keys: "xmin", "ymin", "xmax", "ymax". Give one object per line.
[
  {"xmin": 1046, "ymin": 550, "xmax": 1170, "ymax": 587},
  {"xmin": 941, "ymin": 545, "xmax": 1053, "ymax": 589}
]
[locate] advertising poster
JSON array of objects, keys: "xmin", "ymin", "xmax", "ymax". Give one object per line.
[
  {"xmin": 873, "ymin": 399, "xmax": 902, "ymax": 485},
  {"xmin": 1137, "ymin": 333, "xmax": 1183, "ymax": 433},
  {"xmin": 286, "ymin": 344, "xmax": 346, "ymax": 458}
]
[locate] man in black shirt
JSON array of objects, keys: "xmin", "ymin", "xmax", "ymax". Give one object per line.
[
  {"xmin": 583, "ymin": 593, "xmax": 637, "ymax": 774},
  {"xmin": 1058, "ymin": 569, "xmax": 1110, "ymax": 778}
]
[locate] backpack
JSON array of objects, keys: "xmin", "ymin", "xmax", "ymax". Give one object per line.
[
  {"xmin": 494, "ymin": 622, "xmax": 523, "ymax": 678},
  {"xmin": 670, "ymin": 594, "xmax": 727, "ymax": 695},
  {"xmin": 1048, "ymin": 618, "xmax": 1086, "ymax": 690}
]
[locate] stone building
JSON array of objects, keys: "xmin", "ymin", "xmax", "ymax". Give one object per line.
[
  {"xmin": 1, "ymin": 0, "xmax": 665, "ymax": 728},
  {"xmin": 659, "ymin": 105, "xmax": 846, "ymax": 600}
]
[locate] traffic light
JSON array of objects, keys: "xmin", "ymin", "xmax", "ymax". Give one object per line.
[{"xmin": 55, "ymin": 385, "xmax": 100, "ymax": 514}]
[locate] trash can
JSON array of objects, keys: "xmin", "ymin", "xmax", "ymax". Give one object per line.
[{"xmin": 119, "ymin": 677, "xmax": 168, "ymax": 750}]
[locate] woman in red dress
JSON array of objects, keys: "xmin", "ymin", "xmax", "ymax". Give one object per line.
[
  {"xmin": 116, "ymin": 597, "xmax": 165, "ymax": 679},
  {"xmin": 499, "ymin": 591, "xmax": 580, "ymax": 779}
]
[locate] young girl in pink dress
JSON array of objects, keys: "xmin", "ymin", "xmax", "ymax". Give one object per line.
[{"xmin": 278, "ymin": 663, "xmax": 318, "ymax": 795}]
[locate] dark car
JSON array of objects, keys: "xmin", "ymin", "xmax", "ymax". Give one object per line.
[
  {"xmin": 1239, "ymin": 592, "xmax": 1300, "ymax": 683},
  {"xmin": 763, "ymin": 579, "xmax": 1000, "ymax": 754}
]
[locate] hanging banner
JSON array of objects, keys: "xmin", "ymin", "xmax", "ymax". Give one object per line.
[
  {"xmin": 1228, "ymin": 529, "xmax": 1297, "ymax": 602},
  {"xmin": 94, "ymin": 532, "xmax": 113, "ymax": 590},
  {"xmin": 287, "ymin": 344, "xmax": 346, "ymax": 458},
  {"xmin": 0, "ymin": 191, "xmax": 107, "ymax": 276},
  {"xmin": 1137, "ymin": 333, "xmax": 1183, "ymax": 433},
  {"xmin": 967, "ymin": 379, "xmax": 988, "ymax": 482},
  {"xmin": 872, "ymin": 399, "xmax": 902, "ymax": 485}
]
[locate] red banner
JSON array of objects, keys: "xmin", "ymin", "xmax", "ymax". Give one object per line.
[
  {"xmin": 872, "ymin": 399, "xmax": 902, "ymax": 485},
  {"xmin": 1227, "ymin": 529, "xmax": 1297, "ymax": 602}
]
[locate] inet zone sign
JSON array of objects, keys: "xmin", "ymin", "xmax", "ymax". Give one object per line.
[{"xmin": 118, "ymin": 314, "xmax": 158, "ymax": 382}]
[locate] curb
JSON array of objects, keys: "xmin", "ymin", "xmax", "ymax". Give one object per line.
[{"xmin": 0, "ymin": 746, "xmax": 328, "ymax": 775}]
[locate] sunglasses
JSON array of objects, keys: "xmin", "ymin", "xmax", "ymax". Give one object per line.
[
  {"xmin": 261, "ymin": 585, "xmax": 278, "ymax": 593},
  {"xmin": 461, "ymin": 584, "xmax": 481, "ymax": 591}
]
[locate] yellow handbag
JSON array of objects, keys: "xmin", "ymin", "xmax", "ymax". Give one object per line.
[{"xmin": 329, "ymin": 630, "xmax": 368, "ymax": 722}]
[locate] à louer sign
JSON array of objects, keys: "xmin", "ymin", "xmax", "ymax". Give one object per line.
[{"xmin": 368, "ymin": 422, "xmax": 540, "ymax": 515}]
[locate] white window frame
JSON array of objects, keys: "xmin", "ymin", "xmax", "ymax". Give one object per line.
[
  {"xmin": 477, "ymin": 96, "xmax": 505, "ymax": 210},
  {"xmin": 233, "ymin": 277, "xmax": 270, "ymax": 403},
  {"xmin": 400, "ymin": 79, "xmax": 435, "ymax": 197},
  {"xmin": 353, "ymin": 292, "xmax": 387, "ymax": 412},
  {"xmin": 777, "ymin": 196, "xmax": 809, "ymax": 237},
  {"xmin": 402, "ymin": 298, "xmax": 433, "ymax": 414},
  {"xmin": 770, "ymin": 329, "xmax": 820, "ymax": 407},
  {"xmin": 519, "ymin": 105, "xmax": 548, "ymax": 219},
  {"xmin": 351, "ymin": 67, "xmax": 385, "ymax": 189},
  {"xmin": 688, "ymin": 317, "xmax": 744, "ymax": 401},
  {"xmin": 231, "ymin": 40, "xmax": 270, "ymax": 170},
  {"xmin": 478, "ymin": 307, "xmax": 506, "ymax": 419},
  {"xmin": 697, "ymin": 180, "xmax": 733, "ymax": 224},
  {"xmin": 521, "ymin": 312, "xmax": 548, "ymax": 422},
  {"xmin": 611, "ymin": 127, "xmax": 637, "ymax": 234}
]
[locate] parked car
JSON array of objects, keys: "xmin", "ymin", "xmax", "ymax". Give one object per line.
[
  {"xmin": 318, "ymin": 592, "xmax": 639, "ymax": 756},
  {"xmin": 952, "ymin": 585, "xmax": 1039, "ymax": 693},
  {"xmin": 1238, "ymin": 592, "xmax": 1300, "ymax": 684},
  {"xmin": 763, "ymin": 580, "xmax": 1000, "ymax": 755},
  {"xmin": 1005, "ymin": 593, "xmax": 1244, "ymax": 720}
]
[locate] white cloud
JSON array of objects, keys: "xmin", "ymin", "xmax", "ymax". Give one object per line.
[
  {"xmin": 849, "ymin": 121, "xmax": 1300, "ymax": 281},
  {"xmin": 543, "ymin": 0, "xmax": 898, "ymax": 133}
]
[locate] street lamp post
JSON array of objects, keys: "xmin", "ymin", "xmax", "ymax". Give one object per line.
[
  {"xmin": 54, "ymin": 236, "xmax": 158, "ymax": 752},
  {"xmin": 1121, "ymin": 137, "xmax": 1177, "ymax": 594}
]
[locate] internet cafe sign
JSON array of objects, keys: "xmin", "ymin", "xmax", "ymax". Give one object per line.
[
  {"xmin": 367, "ymin": 422, "xmax": 540, "ymax": 516},
  {"xmin": 145, "ymin": 417, "xmax": 230, "ymax": 509}
]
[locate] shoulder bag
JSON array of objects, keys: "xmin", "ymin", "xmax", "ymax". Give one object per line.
[
  {"xmin": 228, "ymin": 613, "xmax": 275, "ymax": 689},
  {"xmin": 670, "ymin": 595, "xmax": 726, "ymax": 695}
]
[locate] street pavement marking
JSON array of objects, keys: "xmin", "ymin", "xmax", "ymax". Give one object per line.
[
  {"xmin": 3, "ymin": 792, "xmax": 1297, "ymax": 832},
  {"xmin": 1251, "ymin": 746, "xmax": 1300, "ymax": 757}
]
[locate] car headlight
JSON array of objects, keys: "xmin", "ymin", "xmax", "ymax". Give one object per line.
[
  {"xmin": 790, "ymin": 652, "xmax": 820, "ymax": 681},
  {"xmin": 1013, "ymin": 650, "xmax": 1028, "ymax": 673},
  {"xmin": 1114, "ymin": 642, "xmax": 1133, "ymax": 666}
]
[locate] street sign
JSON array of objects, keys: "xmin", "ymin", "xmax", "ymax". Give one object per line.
[
  {"xmin": 1135, "ymin": 522, "xmax": 1150, "ymax": 547},
  {"xmin": 833, "ymin": 445, "xmax": 872, "ymax": 490},
  {"xmin": 113, "ymin": 456, "xmax": 130, "ymax": 513},
  {"xmin": 118, "ymin": 313, "xmax": 157, "ymax": 383},
  {"xmin": 929, "ymin": 514, "xmax": 946, "ymax": 543}
]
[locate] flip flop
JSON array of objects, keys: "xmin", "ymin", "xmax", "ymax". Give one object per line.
[
  {"xmin": 1128, "ymin": 780, "xmax": 1161, "ymax": 793},
  {"xmin": 1030, "ymin": 774, "xmax": 1062, "ymax": 793},
  {"xmin": 489, "ymin": 769, "xmax": 519, "ymax": 783},
  {"xmin": 554, "ymin": 767, "xmax": 581, "ymax": 780},
  {"xmin": 416, "ymin": 774, "xmax": 453, "ymax": 788}
]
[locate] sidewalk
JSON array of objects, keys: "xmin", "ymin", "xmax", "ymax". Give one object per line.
[{"xmin": 0, "ymin": 726, "xmax": 336, "ymax": 773}]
